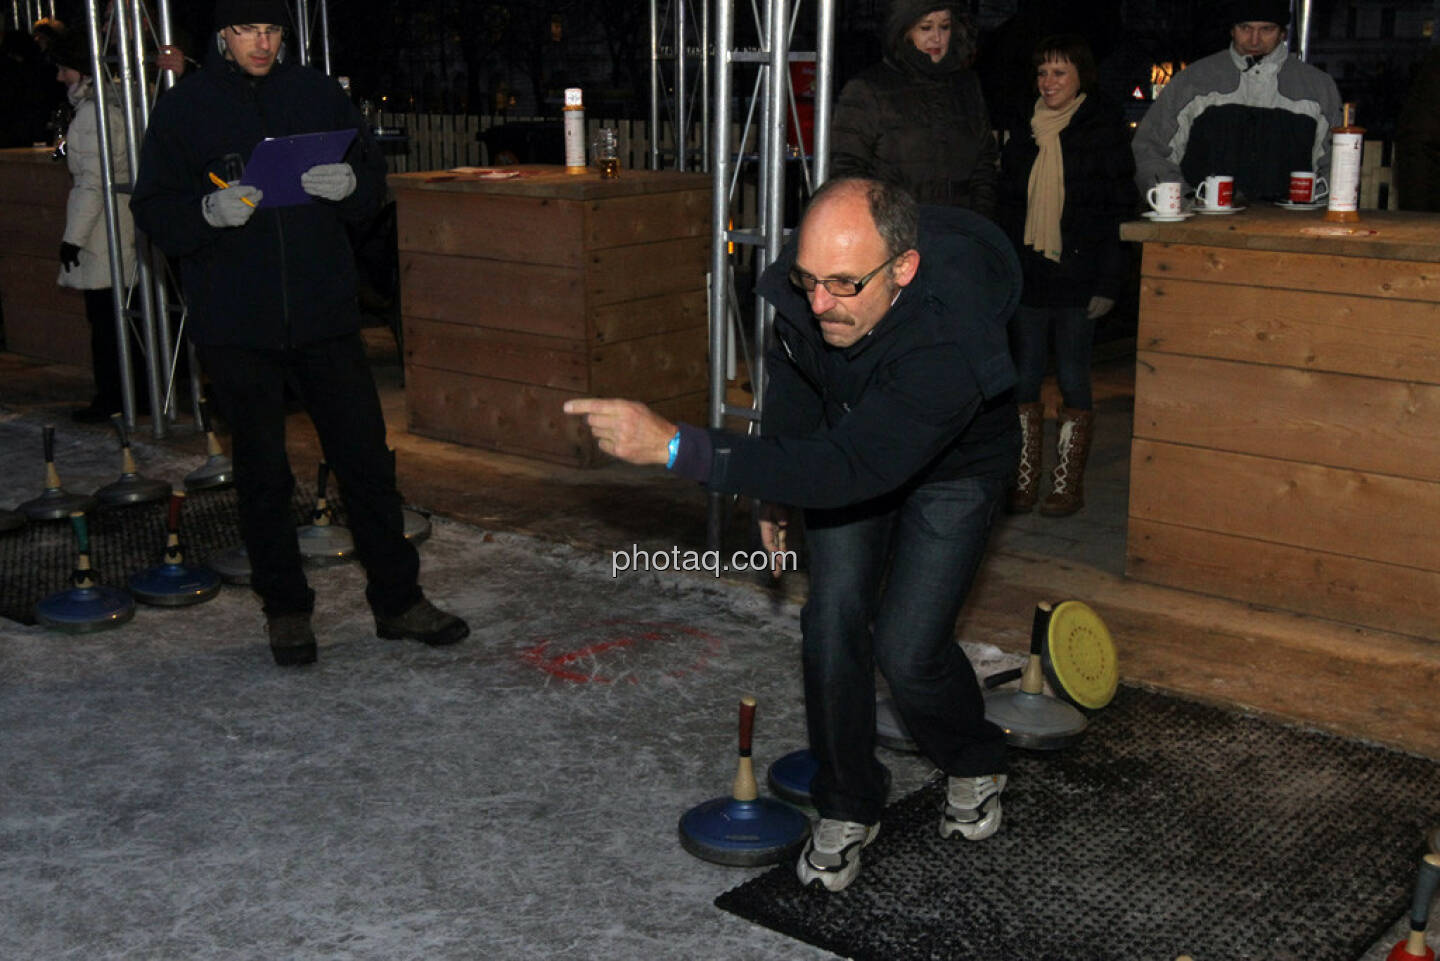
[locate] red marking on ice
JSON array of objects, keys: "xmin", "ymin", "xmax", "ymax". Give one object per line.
[{"xmin": 518, "ymin": 620, "xmax": 724, "ymax": 685}]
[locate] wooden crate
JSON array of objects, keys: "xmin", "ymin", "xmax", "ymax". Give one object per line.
[
  {"xmin": 0, "ymin": 149, "xmax": 89, "ymax": 366},
  {"xmin": 1122, "ymin": 213, "xmax": 1440, "ymax": 639},
  {"xmin": 391, "ymin": 166, "xmax": 712, "ymax": 467}
]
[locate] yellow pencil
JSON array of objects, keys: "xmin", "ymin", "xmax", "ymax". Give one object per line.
[{"xmin": 208, "ymin": 171, "xmax": 257, "ymax": 208}]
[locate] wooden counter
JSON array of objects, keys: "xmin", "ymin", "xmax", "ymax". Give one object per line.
[
  {"xmin": 1120, "ymin": 206, "xmax": 1440, "ymax": 639},
  {"xmin": 0, "ymin": 147, "xmax": 88, "ymax": 365},
  {"xmin": 389, "ymin": 166, "xmax": 712, "ymax": 467}
]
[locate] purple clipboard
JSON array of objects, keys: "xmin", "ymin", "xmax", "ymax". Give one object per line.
[{"xmin": 239, "ymin": 129, "xmax": 358, "ymax": 207}]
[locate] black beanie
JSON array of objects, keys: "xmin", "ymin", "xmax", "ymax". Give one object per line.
[
  {"xmin": 48, "ymin": 29, "xmax": 92, "ymax": 76},
  {"xmin": 213, "ymin": 0, "xmax": 293, "ymax": 29},
  {"xmin": 1223, "ymin": 0, "xmax": 1291, "ymax": 27}
]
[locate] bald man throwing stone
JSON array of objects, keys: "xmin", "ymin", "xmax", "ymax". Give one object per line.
[{"xmin": 566, "ymin": 177, "xmax": 1020, "ymax": 892}]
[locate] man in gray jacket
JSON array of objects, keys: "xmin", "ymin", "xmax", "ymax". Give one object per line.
[{"xmin": 1131, "ymin": 0, "xmax": 1341, "ymax": 202}]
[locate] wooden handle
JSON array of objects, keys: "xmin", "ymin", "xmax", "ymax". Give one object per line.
[
  {"xmin": 43, "ymin": 424, "xmax": 55, "ymax": 464},
  {"xmin": 737, "ymin": 696, "xmax": 757, "ymax": 754},
  {"xmin": 111, "ymin": 412, "xmax": 130, "ymax": 448},
  {"xmin": 1022, "ymin": 602, "xmax": 1054, "ymax": 695},
  {"xmin": 68, "ymin": 510, "xmax": 89, "ymax": 554},
  {"xmin": 167, "ymin": 491, "xmax": 186, "ymax": 533},
  {"xmin": 732, "ymin": 696, "xmax": 759, "ymax": 802}
]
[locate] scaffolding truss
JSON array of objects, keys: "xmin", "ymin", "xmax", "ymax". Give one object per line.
[{"xmin": 703, "ymin": 0, "xmax": 835, "ymax": 548}]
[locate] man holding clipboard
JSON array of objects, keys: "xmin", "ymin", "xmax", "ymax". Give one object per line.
[{"xmin": 132, "ymin": 0, "xmax": 468, "ymax": 667}]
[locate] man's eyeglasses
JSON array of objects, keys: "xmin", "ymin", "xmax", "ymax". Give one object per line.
[
  {"xmin": 788, "ymin": 254, "xmax": 898, "ymax": 298},
  {"xmin": 231, "ymin": 24, "xmax": 284, "ymax": 40}
]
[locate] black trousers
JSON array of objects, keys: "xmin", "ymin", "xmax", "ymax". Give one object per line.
[{"xmin": 198, "ymin": 333, "xmax": 421, "ymax": 620}]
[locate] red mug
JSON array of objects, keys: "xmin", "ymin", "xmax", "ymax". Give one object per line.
[{"xmin": 1289, "ymin": 171, "xmax": 1328, "ymax": 204}]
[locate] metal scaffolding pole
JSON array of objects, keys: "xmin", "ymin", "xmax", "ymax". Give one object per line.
[
  {"xmin": 650, "ymin": 0, "xmax": 711, "ymax": 171},
  {"xmin": 291, "ymin": 0, "xmax": 334, "ymax": 73},
  {"xmin": 704, "ymin": 0, "xmax": 834, "ymax": 549}
]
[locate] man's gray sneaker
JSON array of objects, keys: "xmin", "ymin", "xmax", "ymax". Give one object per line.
[
  {"xmin": 375, "ymin": 598, "xmax": 469, "ymax": 646},
  {"xmin": 940, "ymin": 773, "xmax": 1007, "ymax": 840},
  {"xmin": 796, "ymin": 818, "xmax": 880, "ymax": 892}
]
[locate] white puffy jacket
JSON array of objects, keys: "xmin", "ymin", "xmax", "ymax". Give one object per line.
[{"xmin": 58, "ymin": 78, "xmax": 137, "ymax": 291}]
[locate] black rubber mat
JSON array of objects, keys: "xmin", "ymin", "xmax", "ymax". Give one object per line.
[
  {"xmin": 717, "ymin": 687, "xmax": 1440, "ymax": 961},
  {"xmin": 0, "ymin": 483, "xmax": 345, "ymax": 626}
]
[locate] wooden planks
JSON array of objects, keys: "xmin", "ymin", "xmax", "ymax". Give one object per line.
[
  {"xmin": 1133, "ymin": 352, "xmax": 1440, "ymax": 480},
  {"xmin": 1128, "ymin": 221, "xmax": 1440, "ymax": 639},
  {"xmin": 1126, "ymin": 518, "xmax": 1438, "ymax": 640},
  {"xmin": 1142, "ymin": 243, "xmax": 1440, "ymax": 303},
  {"xmin": 1138, "ymin": 275, "xmax": 1440, "ymax": 383},
  {"xmin": 1129, "ymin": 439, "xmax": 1440, "ymax": 572},
  {"xmin": 394, "ymin": 170, "xmax": 712, "ymax": 466}
]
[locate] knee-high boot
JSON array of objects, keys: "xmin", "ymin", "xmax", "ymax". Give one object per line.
[
  {"xmin": 1005, "ymin": 402, "xmax": 1044, "ymax": 514},
  {"xmin": 1040, "ymin": 407, "xmax": 1093, "ymax": 517}
]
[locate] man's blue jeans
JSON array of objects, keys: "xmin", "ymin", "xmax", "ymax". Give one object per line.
[{"xmin": 801, "ymin": 474, "xmax": 1009, "ymax": 825}]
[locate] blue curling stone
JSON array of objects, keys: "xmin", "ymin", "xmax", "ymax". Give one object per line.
[
  {"xmin": 678, "ymin": 796, "xmax": 810, "ymax": 867},
  {"xmin": 767, "ymin": 748, "xmax": 819, "ymax": 810},
  {"xmin": 35, "ymin": 585, "xmax": 135, "ymax": 633},
  {"xmin": 129, "ymin": 563, "xmax": 222, "ymax": 607}
]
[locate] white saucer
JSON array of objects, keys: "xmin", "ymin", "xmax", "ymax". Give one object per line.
[
  {"xmin": 1194, "ymin": 205, "xmax": 1246, "ymax": 215},
  {"xmin": 1142, "ymin": 210, "xmax": 1193, "ymax": 222},
  {"xmin": 1275, "ymin": 200, "xmax": 1327, "ymax": 210}
]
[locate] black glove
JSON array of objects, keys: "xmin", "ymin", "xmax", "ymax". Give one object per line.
[{"xmin": 59, "ymin": 242, "xmax": 81, "ymax": 272}]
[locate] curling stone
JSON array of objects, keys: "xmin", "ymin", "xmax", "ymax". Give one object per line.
[
  {"xmin": 95, "ymin": 415, "xmax": 170, "ymax": 508},
  {"xmin": 184, "ymin": 399, "xmax": 233, "ymax": 491},
  {"xmin": 128, "ymin": 491, "xmax": 221, "ymax": 606},
  {"xmin": 34, "ymin": 511, "xmax": 135, "ymax": 632},
  {"xmin": 766, "ymin": 747, "xmax": 891, "ymax": 813},
  {"xmin": 0, "ymin": 508, "xmax": 26, "ymax": 533},
  {"xmin": 767, "ymin": 748, "xmax": 819, "ymax": 810},
  {"xmin": 982, "ymin": 599, "xmax": 1118, "ymax": 711},
  {"xmin": 1388, "ymin": 853, "xmax": 1440, "ymax": 961},
  {"xmin": 679, "ymin": 697, "xmax": 811, "ymax": 867},
  {"xmin": 18, "ymin": 425, "xmax": 98, "ymax": 520},
  {"xmin": 403, "ymin": 507, "xmax": 431, "ymax": 543},
  {"xmin": 208, "ymin": 543, "xmax": 251, "ymax": 585},
  {"xmin": 983, "ymin": 602, "xmax": 1092, "ymax": 750},
  {"xmin": 297, "ymin": 461, "xmax": 354, "ymax": 566}
]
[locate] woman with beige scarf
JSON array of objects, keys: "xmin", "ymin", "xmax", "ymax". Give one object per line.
[{"xmin": 996, "ymin": 35, "xmax": 1134, "ymax": 516}]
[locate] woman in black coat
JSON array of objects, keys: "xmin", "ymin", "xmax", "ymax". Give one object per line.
[
  {"xmin": 829, "ymin": 0, "xmax": 997, "ymax": 218},
  {"xmin": 996, "ymin": 34, "xmax": 1134, "ymax": 516}
]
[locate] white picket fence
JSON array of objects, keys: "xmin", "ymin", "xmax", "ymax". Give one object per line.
[{"xmin": 374, "ymin": 112, "xmax": 718, "ymax": 174}]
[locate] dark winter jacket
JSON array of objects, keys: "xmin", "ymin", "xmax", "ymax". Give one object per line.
[
  {"xmin": 669, "ymin": 206, "xmax": 1021, "ymax": 508},
  {"xmin": 997, "ymin": 92, "xmax": 1135, "ymax": 308},
  {"xmin": 130, "ymin": 45, "xmax": 386, "ymax": 349},
  {"xmin": 829, "ymin": 0, "xmax": 998, "ymax": 217},
  {"xmin": 1131, "ymin": 43, "xmax": 1340, "ymax": 202}
]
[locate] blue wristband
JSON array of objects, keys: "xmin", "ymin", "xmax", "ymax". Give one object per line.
[{"xmin": 665, "ymin": 429, "xmax": 681, "ymax": 469}]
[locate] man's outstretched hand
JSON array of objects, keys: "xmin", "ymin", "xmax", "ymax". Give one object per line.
[{"xmin": 564, "ymin": 398, "xmax": 676, "ymax": 465}]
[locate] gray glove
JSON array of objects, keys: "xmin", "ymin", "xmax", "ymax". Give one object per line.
[
  {"xmin": 201, "ymin": 185, "xmax": 262, "ymax": 228},
  {"xmin": 301, "ymin": 162, "xmax": 357, "ymax": 201}
]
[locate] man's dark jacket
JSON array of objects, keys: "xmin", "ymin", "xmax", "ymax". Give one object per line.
[
  {"xmin": 996, "ymin": 92, "xmax": 1135, "ymax": 308},
  {"xmin": 673, "ymin": 206, "xmax": 1020, "ymax": 509},
  {"xmin": 130, "ymin": 46, "xmax": 386, "ymax": 349}
]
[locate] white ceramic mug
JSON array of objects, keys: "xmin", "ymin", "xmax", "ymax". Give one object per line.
[
  {"xmin": 1195, "ymin": 175, "xmax": 1235, "ymax": 210},
  {"xmin": 1146, "ymin": 181, "xmax": 1183, "ymax": 215},
  {"xmin": 1289, "ymin": 171, "xmax": 1328, "ymax": 204}
]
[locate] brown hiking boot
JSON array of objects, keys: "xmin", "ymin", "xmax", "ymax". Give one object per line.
[
  {"xmin": 1040, "ymin": 407, "xmax": 1094, "ymax": 517},
  {"xmin": 1005, "ymin": 402, "xmax": 1044, "ymax": 513},
  {"xmin": 375, "ymin": 598, "xmax": 469, "ymax": 646},
  {"xmin": 267, "ymin": 612, "xmax": 318, "ymax": 666}
]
